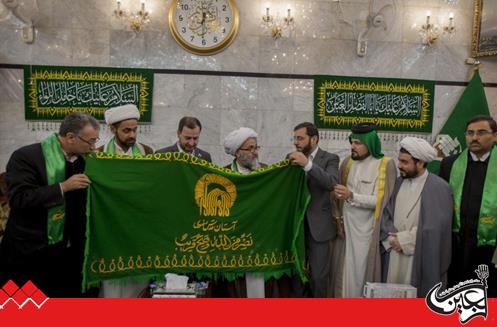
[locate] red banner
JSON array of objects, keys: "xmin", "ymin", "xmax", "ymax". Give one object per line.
[{"xmin": 1, "ymin": 298, "xmax": 495, "ymax": 326}]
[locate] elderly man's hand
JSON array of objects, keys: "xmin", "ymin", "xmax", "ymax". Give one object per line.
[
  {"xmin": 288, "ymin": 151, "xmax": 309, "ymax": 167},
  {"xmin": 60, "ymin": 174, "xmax": 91, "ymax": 193}
]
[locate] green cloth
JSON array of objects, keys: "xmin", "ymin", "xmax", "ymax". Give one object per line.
[
  {"xmin": 83, "ymin": 153, "xmax": 309, "ymax": 290},
  {"xmin": 427, "ymin": 160, "xmax": 441, "ymax": 175},
  {"xmin": 450, "ymin": 146, "xmax": 497, "ymax": 247},
  {"xmin": 437, "ymin": 69, "xmax": 490, "ymax": 156},
  {"xmin": 428, "ymin": 69, "xmax": 489, "ymax": 174},
  {"xmin": 349, "ymin": 130, "xmax": 384, "ymax": 159},
  {"xmin": 40, "ymin": 134, "xmax": 66, "ymax": 245}
]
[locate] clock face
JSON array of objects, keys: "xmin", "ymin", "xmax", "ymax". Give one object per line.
[{"xmin": 168, "ymin": 0, "xmax": 239, "ymax": 55}]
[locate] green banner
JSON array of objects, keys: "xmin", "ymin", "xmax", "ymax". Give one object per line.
[
  {"xmin": 428, "ymin": 69, "xmax": 489, "ymax": 174},
  {"xmin": 314, "ymin": 75, "xmax": 435, "ymax": 132},
  {"xmin": 83, "ymin": 153, "xmax": 309, "ymax": 289},
  {"xmin": 24, "ymin": 65, "xmax": 153, "ymax": 122}
]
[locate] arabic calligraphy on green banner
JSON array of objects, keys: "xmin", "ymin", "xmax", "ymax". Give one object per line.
[
  {"xmin": 314, "ymin": 75, "xmax": 435, "ymax": 132},
  {"xmin": 24, "ymin": 65, "xmax": 153, "ymax": 122}
]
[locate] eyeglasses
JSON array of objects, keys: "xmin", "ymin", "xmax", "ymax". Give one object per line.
[
  {"xmin": 464, "ymin": 130, "xmax": 493, "ymax": 137},
  {"xmin": 239, "ymin": 145, "xmax": 261, "ymax": 153},
  {"xmin": 78, "ymin": 135, "xmax": 99, "ymax": 146}
]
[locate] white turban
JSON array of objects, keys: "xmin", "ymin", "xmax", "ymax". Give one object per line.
[
  {"xmin": 399, "ymin": 137, "xmax": 436, "ymax": 163},
  {"xmin": 104, "ymin": 104, "xmax": 140, "ymax": 125},
  {"xmin": 223, "ymin": 127, "xmax": 258, "ymax": 156}
]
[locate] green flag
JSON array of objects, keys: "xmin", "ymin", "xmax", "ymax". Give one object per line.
[
  {"xmin": 436, "ymin": 69, "xmax": 489, "ymax": 157},
  {"xmin": 429, "ymin": 69, "xmax": 490, "ymax": 174},
  {"xmin": 83, "ymin": 153, "xmax": 309, "ymax": 290}
]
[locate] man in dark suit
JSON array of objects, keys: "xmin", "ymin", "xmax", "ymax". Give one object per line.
[
  {"xmin": 439, "ymin": 115, "xmax": 497, "ymax": 297},
  {"xmin": 0, "ymin": 112, "xmax": 100, "ymax": 297},
  {"xmin": 288, "ymin": 122, "xmax": 339, "ymax": 297},
  {"xmin": 155, "ymin": 116, "xmax": 212, "ymax": 162}
]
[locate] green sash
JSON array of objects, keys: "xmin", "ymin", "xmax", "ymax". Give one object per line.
[
  {"xmin": 450, "ymin": 146, "xmax": 497, "ymax": 246},
  {"xmin": 41, "ymin": 134, "xmax": 66, "ymax": 244},
  {"xmin": 104, "ymin": 137, "xmax": 142, "ymax": 156}
]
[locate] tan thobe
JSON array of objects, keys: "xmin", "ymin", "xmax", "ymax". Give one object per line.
[
  {"xmin": 384, "ymin": 170, "xmax": 428, "ymax": 285},
  {"xmin": 342, "ymin": 156, "xmax": 381, "ymax": 297}
]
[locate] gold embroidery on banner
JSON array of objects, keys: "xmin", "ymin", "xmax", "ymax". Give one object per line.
[
  {"xmin": 91, "ymin": 152, "xmax": 291, "ymax": 177},
  {"xmin": 174, "ymin": 232, "xmax": 253, "ymax": 254},
  {"xmin": 51, "ymin": 210, "xmax": 65, "ymax": 221},
  {"xmin": 90, "ymin": 250, "xmax": 296, "ymax": 274},
  {"xmin": 194, "ymin": 174, "xmax": 237, "ymax": 217},
  {"xmin": 480, "ymin": 216, "xmax": 495, "ymax": 225}
]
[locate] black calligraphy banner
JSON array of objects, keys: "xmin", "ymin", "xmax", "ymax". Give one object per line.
[
  {"xmin": 24, "ymin": 65, "xmax": 153, "ymax": 122},
  {"xmin": 314, "ymin": 75, "xmax": 435, "ymax": 132}
]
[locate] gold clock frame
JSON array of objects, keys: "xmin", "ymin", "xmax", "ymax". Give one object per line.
[{"xmin": 168, "ymin": 0, "xmax": 240, "ymax": 56}]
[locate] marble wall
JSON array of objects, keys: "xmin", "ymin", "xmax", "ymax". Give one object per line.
[{"xmin": 0, "ymin": 0, "xmax": 496, "ymax": 169}]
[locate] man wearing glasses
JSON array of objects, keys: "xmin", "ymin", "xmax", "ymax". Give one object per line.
[
  {"xmin": 222, "ymin": 127, "xmax": 268, "ymax": 298},
  {"xmin": 439, "ymin": 115, "xmax": 497, "ymax": 297},
  {"xmin": 223, "ymin": 127, "xmax": 265, "ymax": 173},
  {"xmin": 288, "ymin": 122, "xmax": 339, "ymax": 297},
  {"xmin": 0, "ymin": 112, "xmax": 100, "ymax": 297}
]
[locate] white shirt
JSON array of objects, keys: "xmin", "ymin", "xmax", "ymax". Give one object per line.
[
  {"xmin": 113, "ymin": 141, "xmax": 134, "ymax": 156},
  {"xmin": 236, "ymin": 162, "xmax": 252, "ymax": 174},
  {"xmin": 177, "ymin": 141, "xmax": 198, "ymax": 157},
  {"xmin": 303, "ymin": 146, "xmax": 319, "ymax": 172},
  {"xmin": 470, "ymin": 151, "xmax": 490, "ymax": 162},
  {"xmin": 62, "ymin": 150, "xmax": 78, "ymax": 163},
  {"xmin": 176, "ymin": 141, "xmax": 186, "ymax": 153}
]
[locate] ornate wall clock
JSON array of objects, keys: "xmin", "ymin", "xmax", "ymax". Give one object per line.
[{"xmin": 168, "ymin": 0, "xmax": 240, "ymax": 55}]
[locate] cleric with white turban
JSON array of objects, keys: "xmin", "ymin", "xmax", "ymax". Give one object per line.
[
  {"xmin": 399, "ymin": 137, "xmax": 436, "ymax": 163},
  {"xmin": 98, "ymin": 103, "xmax": 154, "ymax": 156},
  {"xmin": 223, "ymin": 127, "xmax": 258, "ymax": 156},
  {"xmin": 381, "ymin": 136, "xmax": 453, "ymax": 297},
  {"xmin": 104, "ymin": 104, "xmax": 140, "ymax": 125},
  {"xmin": 223, "ymin": 127, "xmax": 266, "ymax": 297}
]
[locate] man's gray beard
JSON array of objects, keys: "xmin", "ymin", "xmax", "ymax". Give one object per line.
[{"xmin": 239, "ymin": 157, "xmax": 260, "ymax": 171}]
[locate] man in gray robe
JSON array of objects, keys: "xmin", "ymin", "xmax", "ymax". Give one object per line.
[{"xmin": 381, "ymin": 137, "xmax": 453, "ymax": 297}]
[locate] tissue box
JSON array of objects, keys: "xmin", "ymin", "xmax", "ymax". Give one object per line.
[
  {"xmin": 363, "ymin": 282, "xmax": 417, "ymax": 298},
  {"xmin": 151, "ymin": 281, "xmax": 196, "ymax": 298},
  {"xmin": 150, "ymin": 280, "xmax": 210, "ymax": 298}
]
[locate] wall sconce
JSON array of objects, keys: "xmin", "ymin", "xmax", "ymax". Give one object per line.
[
  {"xmin": 261, "ymin": 6, "xmax": 295, "ymax": 39},
  {"xmin": 443, "ymin": 12, "xmax": 455, "ymax": 35},
  {"xmin": 114, "ymin": 0, "xmax": 150, "ymax": 32},
  {"xmin": 419, "ymin": 11, "xmax": 439, "ymax": 46},
  {"xmin": 1, "ymin": 0, "xmax": 37, "ymax": 43}
]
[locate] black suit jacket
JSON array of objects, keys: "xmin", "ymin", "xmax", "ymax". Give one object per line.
[
  {"xmin": 439, "ymin": 154, "xmax": 459, "ymax": 183},
  {"xmin": 0, "ymin": 143, "xmax": 86, "ymax": 258},
  {"xmin": 155, "ymin": 143, "xmax": 212, "ymax": 163}
]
